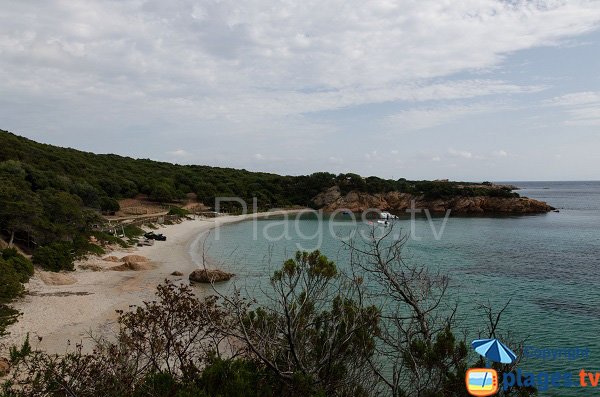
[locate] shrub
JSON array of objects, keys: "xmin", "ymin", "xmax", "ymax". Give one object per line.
[
  {"xmin": 90, "ymin": 231, "xmax": 128, "ymax": 248},
  {"xmin": 123, "ymin": 225, "xmax": 144, "ymax": 238},
  {"xmin": 32, "ymin": 242, "xmax": 74, "ymax": 272},
  {"xmin": 100, "ymin": 196, "xmax": 120, "ymax": 214},
  {"xmin": 0, "ymin": 259, "xmax": 24, "ymax": 303},
  {"xmin": 0, "ymin": 304, "xmax": 19, "ymax": 338},
  {"xmin": 72, "ymin": 234, "xmax": 106, "ymax": 258},
  {"xmin": 1, "ymin": 248, "xmax": 34, "ymax": 283},
  {"xmin": 167, "ymin": 206, "xmax": 190, "ymax": 217}
]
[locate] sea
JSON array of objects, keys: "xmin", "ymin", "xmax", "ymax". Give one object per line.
[{"xmin": 194, "ymin": 181, "xmax": 600, "ymax": 396}]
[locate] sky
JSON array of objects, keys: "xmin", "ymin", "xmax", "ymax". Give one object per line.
[{"xmin": 1, "ymin": 1, "xmax": 600, "ymax": 181}]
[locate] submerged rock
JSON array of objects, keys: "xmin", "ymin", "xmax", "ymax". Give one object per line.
[
  {"xmin": 189, "ymin": 269, "xmax": 234, "ymax": 283},
  {"xmin": 171, "ymin": 271, "xmax": 184, "ymax": 276}
]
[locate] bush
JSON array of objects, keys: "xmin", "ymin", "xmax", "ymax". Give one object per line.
[
  {"xmin": 72, "ymin": 235, "xmax": 106, "ymax": 258},
  {"xmin": 1, "ymin": 249, "xmax": 34, "ymax": 283},
  {"xmin": 167, "ymin": 206, "xmax": 190, "ymax": 217},
  {"xmin": 0, "ymin": 304, "xmax": 19, "ymax": 338},
  {"xmin": 90, "ymin": 231, "xmax": 128, "ymax": 248},
  {"xmin": 0, "ymin": 259, "xmax": 25, "ymax": 303},
  {"xmin": 32, "ymin": 242, "xmax": 74, "ymax": 272},
  {"xmin": 100, "ymin": 196, "xmax": 120, "ymax": 214},
  {"xmin": 123, "ymin": 225, "xmax": 144, "ymax": 238}
]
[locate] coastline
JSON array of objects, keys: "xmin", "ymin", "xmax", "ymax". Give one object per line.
[{"xmin": 2, "ymin": 210, "xmax": 304, "ymax": 355}]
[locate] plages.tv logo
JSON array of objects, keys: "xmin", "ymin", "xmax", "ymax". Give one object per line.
[{"xmin": 465, "ymin": 338, "xmax": 517, "ymax": 396}]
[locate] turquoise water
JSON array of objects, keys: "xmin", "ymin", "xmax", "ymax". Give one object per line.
[{"xmin": 199, "ymin": 181, "xmax": 600, "ymax": 395}]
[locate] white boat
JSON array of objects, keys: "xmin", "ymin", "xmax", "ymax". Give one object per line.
[{"xmin": 379, "ymin": 211, "xmax": 398, "ymax": 220}]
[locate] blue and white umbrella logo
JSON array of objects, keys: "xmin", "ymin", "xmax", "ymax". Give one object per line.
[{"xmin": 471, "ymin": 338, "xmax": 517, "ymax": 364}]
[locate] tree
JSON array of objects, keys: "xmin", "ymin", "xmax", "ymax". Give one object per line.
[
  {"xmin": 100, "ymin": 196, "xmax": 120, "ymax": 214},
  {"xmin": 150, "ymin": 183, "xmax": 175, "ymax": 203},
  {"xmin": 0, "ymin": 170, "xmax": 41, "ymax": 247},
  {"xmin": 32, "ymin": 242, "xmax": 74, "ymax": 272},
  {"xmin": 345, "ymin": 226, "xmax": 468, "ymax": 396},
  {"xmin": 221, "ymin": 251, "xmax": 381, "ymax": 396}
]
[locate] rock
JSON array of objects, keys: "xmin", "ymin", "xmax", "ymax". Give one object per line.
[
  {"xmin": 120, "ymin": 255, "xmax": 148, "ymax": 262},
  {"xmin": 0, "ymin": 357, "xmax": 9, "ymax": 376},
  {"xmin": 111, "ymin": 261, "xmax": 153, "ymax": 271},
  {"xmin": 103, "ymin": 256, "xmax": 121, "ymax": 262},
  {"xmin": 311, "ymin": 188, "xmax": 554, "ymax": 214},
  {"xmin": 189, "ymin": 269, "xmax": 234, "ymax": 283},
  {"xmin": 171, "ymin": 271, "xmax": 183, "ymax": 276},
  {"xmin": 38, "ymin": 271, "xmax": 77, "ymax": 286},
  {"xmin": 78, "ymin": 263, "xmax": 105, "ymax": 272}
]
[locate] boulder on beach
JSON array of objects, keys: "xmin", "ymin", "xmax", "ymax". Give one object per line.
[
  {"xmin": 189, "ymin": 269, "xmax": 234, "ymax": 283},
  {"xmin": 171, "ymin": 271, "xmax": 184, "ymax": 276},
  {"xmin": 38, "ymin": 271, "xmax": 77, "ymax": 286},
  {"xmin": 120, "ymin": 255, "xmax": 149, "ymax": 262},
  {"xmin": 103, "ymin": 256, "xmax": 121, "ymax": 262},
  {"xmin": 78, "ymin": 263, "xmax": 105, "ymax": 272},
  {"xmin": 111, "ymin": 261, "xmax": 153, "ymax": 271}
]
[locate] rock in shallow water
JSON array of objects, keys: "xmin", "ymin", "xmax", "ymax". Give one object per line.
[{"xmin": 189, "ymin": 269, "xmax": 234, "ymax": 283}]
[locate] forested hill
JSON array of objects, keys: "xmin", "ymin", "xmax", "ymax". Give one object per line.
[
  {"xmin": 0, "ymin": 128, "xmax": 551, "ymax": 256},
  {"xmin": 0, "ymin": 129, "xmax": 516, "ymax": 211}
]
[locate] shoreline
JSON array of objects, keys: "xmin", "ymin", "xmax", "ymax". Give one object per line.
[{"xmin": 2, "ymin": 210, "xmax": 304, "ymax": 355}]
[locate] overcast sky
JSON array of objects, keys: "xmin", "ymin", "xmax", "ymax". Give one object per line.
[{"xmin": 1, "ymin": 1, "xmax": 600, "ymax": 181}]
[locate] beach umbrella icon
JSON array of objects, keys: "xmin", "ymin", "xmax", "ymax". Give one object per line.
[{"xmin": 471, "ymin": 338, "xmax": 517, "ymax": 364}]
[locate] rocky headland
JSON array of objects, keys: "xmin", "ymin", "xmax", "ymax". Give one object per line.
[{"xmin": 312, "ymin": 186, "xmax": 554, "ymax": 214}]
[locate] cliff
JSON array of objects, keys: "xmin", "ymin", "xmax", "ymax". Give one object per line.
[{"xmin": 312, "ymin": 186, "xmax": 554, "ymax": 214}]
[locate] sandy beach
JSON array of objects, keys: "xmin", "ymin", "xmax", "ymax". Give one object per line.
[{"xmin": 2, "ymin": 210, "xmax": 302, "ymax": 355}]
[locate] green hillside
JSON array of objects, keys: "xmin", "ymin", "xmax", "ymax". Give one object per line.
[{"xmin": 0, "ymin": 129, "xmax": 515, "ymax": 254}]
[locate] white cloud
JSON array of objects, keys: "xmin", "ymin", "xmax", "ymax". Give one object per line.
[
  {"xmin": 1, "ymin": 1, "xmax": 600, "ymax": 178},
  {"xmin": 1, "ymin": 0, "xmax": 597, "ymax": 121},
  {"xmin": 385, "ymin": 103, "xmax": 500, "ymax": 131},
  {"xmin": 448, "ymin": 148, "xmax": 474, "ymax": 159},
  {"xmin": 492, "ymin": 150, "xmax": 508, "ymax": 158},
  {"xmin": 364, "ymin": 150, "xmax": 378, "ymax": 160},
  {"xmin": 545, "ymin": 91, "xmax": 600, "ymax": 126},
  {"xmin": 167, "ymin": 149, "xmax": 189, "ymax": 157}
]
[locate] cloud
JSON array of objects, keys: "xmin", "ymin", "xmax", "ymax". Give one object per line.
[
  {"xmin": 448, "ymin": 148, "xmax": 474, "ymax": 159},
  {"xmin": 328, "ymin": 156, "xmax": 343, "ymax": 165},
  {"xmin": 1, "ymin": 0, "xmax": 598, "ymax": 121},
  {"xmin": 364, "ymin": 150, "xmax": 378, "ymax": 160},
  {"xmin": 492, "ymin": 150, "xmax": 508, "ymax": 158},
  {"xmin": 385, "ymin": 103, "xmax": 500, "ymax": 131},
  {"xmin": 167, "ymin": 149, "xmax": 189, "ymax": 157},
  {"xmin": 1, "ymin": 1, "xmax": 600, "ymax": 178},
  {"xmin": 545, "ymin": 91, "xmax": 600, "ymax": 126}
]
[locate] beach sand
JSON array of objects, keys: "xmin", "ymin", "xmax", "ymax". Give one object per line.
[{"xmin": 2, "ymin": 210, "xmax": 301, "ymax": 354}]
